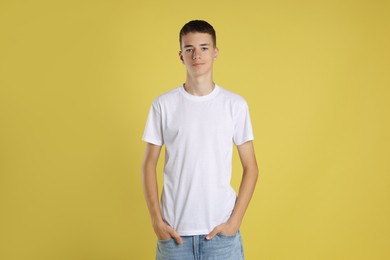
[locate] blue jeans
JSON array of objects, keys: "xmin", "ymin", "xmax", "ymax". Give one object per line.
[{"xmin": 156, "ymin": 230, "xmax": 244, "ymax": 260}]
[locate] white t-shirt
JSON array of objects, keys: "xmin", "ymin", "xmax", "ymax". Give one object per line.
[{"xmin": 142, "ymin": 84, "xmax": 254, "ymax": 236}]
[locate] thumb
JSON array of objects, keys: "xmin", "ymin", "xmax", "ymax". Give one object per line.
[
  {"xmin": 206, "ymin": 227, "xmax": 220, "ymax": 240},
  {"xmin": 169, "ymin": 228, "xmax": 183, "ymax": 245}
]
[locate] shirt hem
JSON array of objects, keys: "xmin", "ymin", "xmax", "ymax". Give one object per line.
[
  {"xmin": 142, "ymin": 137, "xmax": 163, "ymax": 146},
  {"xmin": 177, "ymin": 229, "xmax": 212, "ymax": 236},
  {"xmin": 235, "ymin": 136, "xmax": 254, "ymax": 146}
]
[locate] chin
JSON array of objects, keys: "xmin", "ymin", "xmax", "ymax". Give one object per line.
[{"xmin": 191, "ymin": 67, "xmax": 210, "ymax": 75}]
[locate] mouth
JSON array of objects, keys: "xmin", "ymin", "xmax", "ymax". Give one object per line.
[{"xmin": 192, "ymin": 63, "xmax": 204, "ymax": 67}]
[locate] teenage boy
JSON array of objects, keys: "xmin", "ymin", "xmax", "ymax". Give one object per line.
[{"xmin": 142, "ymin": 20, "xmax": 259, "ymax": 260}]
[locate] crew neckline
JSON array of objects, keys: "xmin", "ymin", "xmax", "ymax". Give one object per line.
[{"xmin": 179, "ymin": 84, "xmax": 220, "ymax": 102}]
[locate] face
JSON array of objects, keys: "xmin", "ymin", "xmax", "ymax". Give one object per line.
[{"xmin": 179, "ymin": 32, "xmax": 219, "ymax": 77}]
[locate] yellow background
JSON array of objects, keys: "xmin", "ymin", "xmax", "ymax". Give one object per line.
[{"xmin": 0, "ymin": 0, "xmax": 389, "ymax": 259}]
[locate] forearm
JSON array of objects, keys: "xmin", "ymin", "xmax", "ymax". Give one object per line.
[
  {"xmin": 228, "ymin": 166, "xmax": 259, "ymax": 227},
  {"xmin": 142, "ymin": 164, "xmax": 163, "ymax": 225},
  {"xmin": 206, "ymin": 165, "xmax": 259, "ymax": 239}
]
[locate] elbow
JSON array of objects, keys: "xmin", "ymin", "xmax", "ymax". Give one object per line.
[
  {"xmin": 244, "ymin": 164, "xmax": 259, "ymax": 181},
  {"xmin": 142, "ymin": 159, "xmax": 157, "ymax": 178},
  {"xmin": 142, "ymin": 161, "xmax": 151, "ymax": 176},
  {"xmin": 253, "ymin": 166, "xmax": 259, "ymax": 182}
]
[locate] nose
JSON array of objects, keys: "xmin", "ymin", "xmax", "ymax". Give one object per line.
[{"xmin": 192, "ymin": 48, "xmax": 201, "ymax": 60}]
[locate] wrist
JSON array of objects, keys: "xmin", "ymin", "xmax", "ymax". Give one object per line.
[
  {"xmin": 152, "ymin": 218, "xmax": 164, "ymax": 226},
  {"xmin": 227, "ymin": 217, "xmax": 242, "ymax": 230},
  {"xmin": 151, "ymin": 215, "xmax": 165, "ymax": 227}
]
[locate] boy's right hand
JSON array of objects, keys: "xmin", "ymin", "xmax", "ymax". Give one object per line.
[{"xmin": 153, "ymin": 220, "xmax": 183, "ymax": 245}]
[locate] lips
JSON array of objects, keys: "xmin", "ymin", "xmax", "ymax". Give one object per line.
[{"xmin": 192, "ymin": 63, "xmax": 204, "ymax": 66}]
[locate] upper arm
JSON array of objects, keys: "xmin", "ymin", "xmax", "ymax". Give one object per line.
[
  {"xmin": 142, "ymin": 142, "xmax": 163, "ymax": 170},
  {"xmin": 237, "ymin": 141, "xmax": 258, "ymax": 172}
]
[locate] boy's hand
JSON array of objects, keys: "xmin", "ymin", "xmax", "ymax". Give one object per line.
[
  {"xmin": 153, "ymin": 220, "xmax": 183, "ymax": 245},
  {"xmin": 206, "ymin": 220, "xmax": 240, "ymax": 240}
]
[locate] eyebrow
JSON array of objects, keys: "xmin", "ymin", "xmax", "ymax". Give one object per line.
[{"xmin": 183, "ymin": 43, "xmax": 210, "ymax": 48}]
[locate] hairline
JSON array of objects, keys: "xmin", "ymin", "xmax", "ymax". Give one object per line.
[{"xmin": 179, "ymin": 20, "xmax": 217, "ymax": 49}]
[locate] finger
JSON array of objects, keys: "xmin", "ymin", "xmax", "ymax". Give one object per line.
[
  {"xmin": 206, "ymin": 227, "xmax": 219, "ymax": 240},
  {"xmin": 169, "ymin": 229, "xmax": 183, "ymax": 245}
]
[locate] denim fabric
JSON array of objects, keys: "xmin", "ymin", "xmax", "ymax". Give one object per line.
[{"xmin": 156, "ymin": 230, "xmax": 244, "ymax": 260}]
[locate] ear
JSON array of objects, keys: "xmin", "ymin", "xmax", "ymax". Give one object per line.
[
  {"xmin": 213, "ymin": 47, "xmax": 219, "ymax": 60},
  {"xmin": 179, "ymin": 50, "xmax": 184, "ymax": 63}
]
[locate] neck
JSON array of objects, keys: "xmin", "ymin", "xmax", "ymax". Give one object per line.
[{"xmin": 184, "ymin": 74, "xmax": 215, "ymax": 96}]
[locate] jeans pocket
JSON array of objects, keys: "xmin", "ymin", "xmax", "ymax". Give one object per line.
[
  {"xmin": 158, "ymin": 237, "xmax": 173, "ymax": 243},
  {"xmin": 216, "ymin": 231, "xmax": 238, "ymax": 238}
]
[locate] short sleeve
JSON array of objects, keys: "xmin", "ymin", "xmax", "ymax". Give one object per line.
[
  {"xmin": 142, "ymin": 101, "xmax": 163, "ymax": 146},
  {"xmin": 233, "ymin": 101, "xmax": 254, "ymax": 146}
]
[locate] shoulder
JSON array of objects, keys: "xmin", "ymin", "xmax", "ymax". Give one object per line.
[
  {"xmin": 217, "ymin": 85, "xmax": 249, "ymax": 109},
  {"xmin": 151, "ymin": 86, "xmax": 181, "ymax": 107}
]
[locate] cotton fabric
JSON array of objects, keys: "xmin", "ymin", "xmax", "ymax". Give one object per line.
[{"xmin": 142, "ymin": 84, "xmax": 254, "ymax": 236}]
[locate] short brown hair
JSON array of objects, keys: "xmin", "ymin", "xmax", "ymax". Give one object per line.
[{"xmin": 179, "ymin": 20, "xmax": 216, "ymax": 48}]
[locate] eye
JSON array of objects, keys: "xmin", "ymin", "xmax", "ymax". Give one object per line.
[
  {"xmin": 201, "ymin": 47, "xmax": 209, "ymax": 51},
  {"xmin": 185, "ymin": 49, "xmax": 193, "ymax": 53}
]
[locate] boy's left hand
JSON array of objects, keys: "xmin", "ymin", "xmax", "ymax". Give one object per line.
[{"xmin": 206, "ymin": 221, "xmax": 240, "ymax": 240}]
